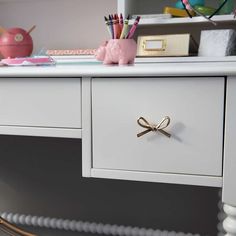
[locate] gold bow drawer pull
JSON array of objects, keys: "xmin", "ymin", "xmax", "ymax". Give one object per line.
[{"xmin": 137, "ymin": 116, "xmax": 171, "ymax": 138}]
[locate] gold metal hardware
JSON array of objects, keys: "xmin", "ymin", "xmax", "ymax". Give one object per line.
[
  {"xmin": 0, "ymin": 217, "xmax": 37, "ymax": 236},
  {"xmin": 137, "ymin": 34, "xmax": 194, "ymax": 57},
  {"xmin": 137, "ymin": 116, "xmax": 171, "ymax": 138},
  {"xmin": 142, "ymin": 39, "xmax": 167, "ymax": 51}
]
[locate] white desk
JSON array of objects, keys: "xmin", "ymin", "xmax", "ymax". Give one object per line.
[{"xmin": 0, "ymin": 62, "xmax": 235, "ymax": 235}]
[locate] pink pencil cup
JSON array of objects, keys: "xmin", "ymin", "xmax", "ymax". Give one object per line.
[{"xmin": 95, "ymin": 39, "xmax": 137, "ymax": 65}]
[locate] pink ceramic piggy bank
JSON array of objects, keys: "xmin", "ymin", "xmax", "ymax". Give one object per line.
[{"xmin": 95, "ymin": 39, "xmax": 137, "ymax": 65}]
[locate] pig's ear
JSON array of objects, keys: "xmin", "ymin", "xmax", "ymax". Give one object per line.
[{"xmin": 27, "ymin": 25, "xmax": 36, "ymax": 34}]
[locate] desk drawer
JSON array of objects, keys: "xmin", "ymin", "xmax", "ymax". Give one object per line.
[
  {"xmin": 92, "ymin": 77, "xmax": 224, "ymax": 176},
  {"xmin": 0, "ymin": 78, "xmax": 81, "ymax": 128}
]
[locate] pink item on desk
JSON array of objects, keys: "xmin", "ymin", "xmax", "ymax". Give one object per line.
[
  {"xmin": 0, "ymin": 27, "xmax": 34, "ymax": 58},
  {"xmin": 0, "ymin": 56, "xmax": 55, "ymax": 66},
  {"xmin": 95, "ymin": 39, "xmax": 137, "ymax": 65}
]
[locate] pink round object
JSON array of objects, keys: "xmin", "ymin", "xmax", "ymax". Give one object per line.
[
  {"xmin": 0, "ymin": 28, "xmax": 33, "ymax": 58},
  {"xmin": 95, "ymin": 39, "xmax": 137, "ymax": 65}
]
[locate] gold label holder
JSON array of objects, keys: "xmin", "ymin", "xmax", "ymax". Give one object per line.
[{"xmin": 137, "ymin": 34, "xmax": 192, "ymax": 57}]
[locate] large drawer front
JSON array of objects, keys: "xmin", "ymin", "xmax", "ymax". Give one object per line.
[
  {"xmin": 92, "ymin": 77, "xmax": 224, "ymax": 176},
  {"xmin": 0, "ymin": 78, "xmax": 81, "ymax": 128}
]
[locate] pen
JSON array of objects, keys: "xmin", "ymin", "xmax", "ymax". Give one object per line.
[
  {"xmin": 119, "ymin": 15, "xmax": 130, "ymax": 39},
  {"xmin": 126, "ymin": 16, "xmax": 140, "ymax": 39},
  {"xmin": 104, "ymin": 16, "xmax": 113, "ymax": 38}
]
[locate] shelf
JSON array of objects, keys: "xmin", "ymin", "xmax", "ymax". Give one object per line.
[
  {"xmin": 129, "ymin": 14, "xmax": 236, "ymax": 25},
  {"xmin": 135, "ymin": 56, "xmax": 236, "ymax": 64}
]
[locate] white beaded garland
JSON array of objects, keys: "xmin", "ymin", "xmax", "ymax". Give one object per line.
[
  {"xmin": 223, "ymin": 204, "xmax": 236, "ymax": 236},
  {"xmin": 0, "ymin": 212, "xmax": 202, "ymax": 236}
]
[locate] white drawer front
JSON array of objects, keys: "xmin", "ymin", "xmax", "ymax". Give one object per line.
[
  {"xmin": 0, "ymin": 78, "xmax": 81, "ymax": 128},
  {"xmin": 92, "ymin": 77, "xmax": 224, "ymax": 176}
]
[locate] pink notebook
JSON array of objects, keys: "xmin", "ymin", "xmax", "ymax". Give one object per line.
[{"xmin": 0, "ymin": 56, "xmax": 55, "ymax": 66}]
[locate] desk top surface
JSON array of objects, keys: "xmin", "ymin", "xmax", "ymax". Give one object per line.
[{"xmin": 0, "ymin": 61, "xmax": 236, "ymax": 77}]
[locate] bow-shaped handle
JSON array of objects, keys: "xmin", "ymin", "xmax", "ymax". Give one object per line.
[{"xmin": 137, "ymin": 116, "xmax": 171, "ymax": 138}]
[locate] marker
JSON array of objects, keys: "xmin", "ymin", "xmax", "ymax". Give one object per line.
[
  {"xmin": 126, "ymin": 16, "xmax": 140, "ymax": 39},
  {"xmin": 104, "ymin": 16, "xmax": 112, "ymax": 38},
  {"xmin": 119, "ymin": 15, "xmax": 130, "ymax": 39}
]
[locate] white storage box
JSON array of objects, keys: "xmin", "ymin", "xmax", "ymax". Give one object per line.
[{"xmin": 198, "ymin": 29, "xmax": 236, "ymax": 57}]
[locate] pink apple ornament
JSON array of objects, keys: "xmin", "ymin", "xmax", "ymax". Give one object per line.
[{"xmin": 0, "ymin": 26, "xmax": 35, "ymax": 58}]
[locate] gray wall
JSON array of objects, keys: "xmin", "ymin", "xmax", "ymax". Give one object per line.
[
  {"xmin": 0, "ymin": 0, "xmax": 116, "ymax": 52},
  {"xmin": 0, "ymin": 1, "xmax": 221, "ymax": 235}
]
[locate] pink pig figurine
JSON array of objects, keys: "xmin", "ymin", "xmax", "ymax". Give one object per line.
[{"xmin": 95, "ymin": 39, "xmax": 137, "ymax": 65}]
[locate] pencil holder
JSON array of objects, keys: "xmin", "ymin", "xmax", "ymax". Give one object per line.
[{"xmin": 95, "ymin": 39, "xmax": 137, "ymax": 65}]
